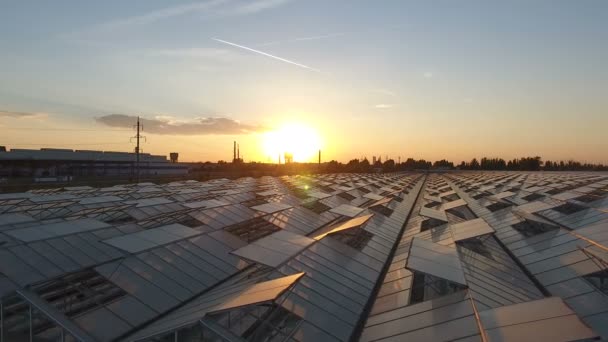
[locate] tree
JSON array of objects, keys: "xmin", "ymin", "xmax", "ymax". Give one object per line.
[
  {"xmin": 345, "ymin": 159, "xmax": 360, "ymax": 172},
  {"xmin": 326, "ymin": 160, "xmax": 341, "ymax": 172},
  {"xmin": 433, "ymin": 159, "xmax": 454, "ymax": 169},
  {"xmin": 383, "ymin": 159, "xmax": 396, "ymax": 171},
  {"xmin": 470, "ymin": 158, "xmax": 480, "ymax": 170},
  {"xmin": 403, "ymin": 158, "xmax": 417, "ymax": 170},
  {"xmin": 360, "ymin": 158, "xmax": 371, "ymax": 172}
]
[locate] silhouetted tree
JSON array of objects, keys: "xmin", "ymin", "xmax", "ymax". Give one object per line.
[
  {"xmin": 345, "ymin": 159, "xmax": 360, "ymax": 172},
  {"xmin": 383, "ymin": 159, "xmax": 396, "ymax": 171},
  {"xmin": 470, "ymin": 158, "xmax": 480, "ymax": 170},
  {"xmin": 326, "ymin": 160, "xmax": 341, "ymax": 172},
  {"xmin": 433, "ymin": 159, "xmax": 454, "ymax": 169},
  {"xmin": 360, "ymin": 158, "xmax": 371, "ymax": 172}
]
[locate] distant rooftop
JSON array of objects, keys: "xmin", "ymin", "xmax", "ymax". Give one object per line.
[{"xmin": 0, "ymin": 147, "xmax": 168, "ymax": 162}]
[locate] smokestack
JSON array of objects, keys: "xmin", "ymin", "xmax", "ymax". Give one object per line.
[
  {"xmin": 233, "ymin": 141, "xmax": 236, "ymax": 161},
  {"xmin": 318, "ymin": 150, "xmax": 321, "ymax": 165},
  {"xmin": 237, "ymin": 144, "xmax": 240, "ymax": 160}
]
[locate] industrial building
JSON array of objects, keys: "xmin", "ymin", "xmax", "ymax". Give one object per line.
[
  {"xmin": 0, "ymin": 171, "xmax": 607, "ymax": 341},
  {"xmin": 0, "ymin": 148, "xmax": 188, "ymax": 178}
]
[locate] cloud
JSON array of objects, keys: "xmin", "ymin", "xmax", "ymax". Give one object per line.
[
  {"xmin": 96, "ymin": 114, "xmax": 264, "ymax": 135},
  {"xmin": 62, "ymin": 0, "xmax": 292, "ymax": 43},
  {"xmin": 151, "ymin": 48, "xmax": 233, "ymax": 59},
  {"xmin": 374, "ymin": 104, "xmax": 393, "ymax": 109},
  {"xmin": 258, "ymin": 32, "xmax": 346, "ymax": 47},
  {"xmin": 0, "ymin": 110, "xmax": 48, "ymax": 119},
  {"xmin": 60, "ymin": 0, "xmax": 226, "ymax": 43},
  {"xmin": 148, "ymin": 47, "xmax": 242, "ymax": 72},
  {"xmin": 212, "ymin": 38, "xmax": 321, "ymax": 72},
  {"xmin": 150, "ymin": 48, "xmax": 241, "ymax": 65},
  {"xmin": 423, "ymin": 71, "xmax": 434, "ymax": 78},
  {"xmin": 293, "ymin": 32, "xmax": 346, "ymax": 42},
  {"xmin": 229, "ymin": 0, "xmax": 293, "ymax": 15},
  {"xmin": 91, "ymin": 0, "xmax": 226, "ymax": 32},
  {"xmin": 371, "ymin": 89, "xmax": 396, "ymax": 97}
]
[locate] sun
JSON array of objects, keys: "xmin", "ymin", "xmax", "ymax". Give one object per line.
[{"xmin": 262, "ymin": 123, "xmax": 322, "ymax": 163}]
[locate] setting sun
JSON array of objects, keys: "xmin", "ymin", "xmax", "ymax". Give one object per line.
[{"xmin": 262, "ymin": 123, "xmax": 322, "ymax": 162}]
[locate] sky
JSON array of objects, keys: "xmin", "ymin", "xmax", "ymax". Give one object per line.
[{"xmin": 0, "ymin": 0, "xmax": 607, "ymax": 163}]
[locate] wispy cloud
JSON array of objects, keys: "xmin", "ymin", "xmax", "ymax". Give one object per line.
[
  {"xmin": 423, "ymin": 71, "xmax": 434, "ymax": 78},
  {"xmin": 61, "ymin": 0, "xmax": 290, "ymax": 44},
  {"xmin": 294, "ymin": 32, "xmax": 346, "ymax": 42},
  {"xmin": 61, "ymin": 0, "xmax": 227, "ymax": 41},
  {"xmin": 151, "ymin": 48, "xmax": 232, "ymax": 58},
  {"xmin": 374, "ymin": 104, "xmax": 393, "ymax": 109},
  {"xmin": 0, "ymin": 110, "xmax": 48, "ymax": 119},
  {"xmin": 96, "ymin": 114, "xmax": 264, "ymax": 135},
  {"xmin": 147, "ymin": 47, "xmax": 242, "ymax": 72},
  {"xmin": 229, "ymin": 0, "xmax": 293, "ymax": 15},
  {"xmin": 258, "ymin": 32, "xmax": 346, "ymax": 47},
  {"xmin": 103, "ymin": 0, "xmax": 226, "ymax": 30},
  {"xmin": 371, "ymin": 89, "xmax": 396, "ymax": 97},
  {"xmin": 212, "ymin": 38, "xmax": 321, "ymax": 72}
]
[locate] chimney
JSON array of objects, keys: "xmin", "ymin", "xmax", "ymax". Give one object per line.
[
  {"xmin": 233, "ymin": 141, "xmax": 236, "ymax": 161},
  {"xmin": 237, "ymin": 144, "xmax": 240, "ymax": 160}
]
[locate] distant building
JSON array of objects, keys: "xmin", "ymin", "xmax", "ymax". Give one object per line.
[{"xmin": 0, "ymin": 148, "xmax": 188, "ymax": 177}]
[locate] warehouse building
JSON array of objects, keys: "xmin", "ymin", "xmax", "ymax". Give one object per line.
[{"xmin": 0, "ymin": 148, "xmax": 187, "ymax": 178}]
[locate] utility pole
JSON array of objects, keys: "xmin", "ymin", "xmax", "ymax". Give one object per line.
[
  {"xmin": 233, "ymin": 141, "xmax": 236, "ymax": 162},
  {"xmin": 131, "ymin": 116, "xmax": 145, "ymax": 183}
]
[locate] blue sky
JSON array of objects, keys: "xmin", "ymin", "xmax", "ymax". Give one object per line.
[{"xmin": 1, "ymin": 0, "xmax": 607, "ymax": 162}]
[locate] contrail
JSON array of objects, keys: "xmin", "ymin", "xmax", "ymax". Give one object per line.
[{"xmin": 212, "ymin": 38, "xmax": 321, "ymax": 72}]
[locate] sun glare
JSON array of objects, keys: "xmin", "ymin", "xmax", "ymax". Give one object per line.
[{"xmin": 262, "ymin": 123, "xmax": 322, "ymax": 162}]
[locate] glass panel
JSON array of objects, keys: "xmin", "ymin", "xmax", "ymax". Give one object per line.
[
  {"xmin": 409, "ymin": 272, "xmax": 466, "ymax": 304},
  {"xmin": 553, "ymin": 202, "xmax": 586, "ymax": 215},
  {"xmin": 32, "ymin": 307, "xmax": 63, "ymax": 342},
  {"xmin": 583, "ymin": 270, "xmax": 608, "ymax": 295},
  {"xmin": 458, "ymin": 239, "xmax": 496, "ymax": 261},
  {"xmin": 511, "ymin": 219, "xmax": 559, "ymax": 238}
]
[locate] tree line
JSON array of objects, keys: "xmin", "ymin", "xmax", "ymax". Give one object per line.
[
  {"xmin": 323, "ymin": 156, "xmax": 608, "ymax": 172},
  {"xmin": 195, "ymin": 156, "xmax": 607, "ymax": 173}
]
